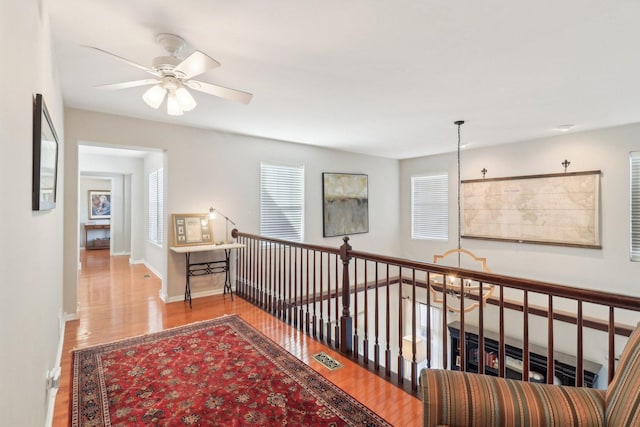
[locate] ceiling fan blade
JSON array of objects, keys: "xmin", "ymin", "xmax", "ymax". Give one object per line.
[
  {"xmin": 83, "ymin": 46, "xmax": 161, "ymax": 77},
  {"xmin": 95, "ymin": 79, "xmax": 161, "ymax": 90},
  {"xmin": 173, "ymin": 51, "xmax": 221, "ymax": 79},
  {"xmin": 184, "ymin": 80, "xmax": 253, "ymax": 104}
]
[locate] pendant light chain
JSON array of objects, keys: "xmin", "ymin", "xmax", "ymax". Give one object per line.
[{"xmin": 455, "ymin": 120, "xmax": 465, "ymax": 268}]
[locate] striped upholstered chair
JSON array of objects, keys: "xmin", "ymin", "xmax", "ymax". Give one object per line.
[{"xmin": 420, "ymin": 326, "xmax": 640, "ymax": 426}]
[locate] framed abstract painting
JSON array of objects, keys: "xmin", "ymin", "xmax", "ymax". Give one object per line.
[{"xmin": 322, "ymin": 173, "xmax": 369, "ymax": 237}]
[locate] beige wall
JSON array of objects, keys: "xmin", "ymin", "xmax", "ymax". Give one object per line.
[
  {"xmin": 0, "ymin": 0, "xmax": 65, "ymax": 424},
  {"xmin": 400, "ymin": 124, "xmax": 640, "ymax": 297},
  {"xmin": 63, "ymin": 108, "xmax": 400, "ymax": 313},
  {"xmin": 399, "ymin": 124, "xmax": 640, "ymax": 380}
]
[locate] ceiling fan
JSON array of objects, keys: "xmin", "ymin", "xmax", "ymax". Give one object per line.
[{"xmin": 86, "ymin": 33, "xmax": 252, "ymax": 116}]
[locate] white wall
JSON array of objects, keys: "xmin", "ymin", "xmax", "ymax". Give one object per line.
[
  {"xmin": 400, "ymin": 124, "xmax": 640, "ymax": 373},
  {"xmin": 0, "ymin": 1, "xmax": 64, "ymax": 425},
  {"xmin": 79, "ymin": 151, "xmax": 145, "ymax": 259},
  {"xmin": 400, "ymin": 124, "xmax": 640, "ymax": 296},
  {"xmin": 79, "ymin": 177, "xmax": 111, "ymax": 248},
  {"xmin": 63, "ymin": 108, "xmax": 400, "ymax": 312}
]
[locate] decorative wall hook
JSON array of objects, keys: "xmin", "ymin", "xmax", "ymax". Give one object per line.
[
  {"xmin": 562, "ymin": 159, "xmax": 571, "ymax": 172},
  {"xmin": 481, "ymin": 168, "xmax": 488, "ymax": 178}
]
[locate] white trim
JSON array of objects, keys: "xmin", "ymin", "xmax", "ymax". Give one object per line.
[
  {"xmin": 143, "ymin": 261, "xmax": 162, "ymax": 281},
  {"xmin": 129, "ymin": 257, "xmax": 144, "ymax": 264},
  {"xmin": 163, "ymin": 287, "xmax": 229, "ymax": 303},
  {"xmin": 63, "ymin": 311, "xmax": 78, "ymax": 322},
  {"xmin": 111, "ymin": 251, "xmax": 130, "ymax": 256},
  {"xmin": 45, "ymin": 385, "xmax": 59, "ymax": 427},
  {"xmin": 46, "ymin": 311, "xmax": 68, "ymax": 426}
]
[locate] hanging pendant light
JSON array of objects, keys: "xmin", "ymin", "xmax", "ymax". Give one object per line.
[
  {"xmin": 427, "ymin": 120, "xmax": 496, "ymax": 313},
  {"xmin": 455, "ymin": 120, "xmax": 464, "ymax": 263}
]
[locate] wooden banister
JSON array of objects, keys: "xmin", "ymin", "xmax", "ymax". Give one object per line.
[{"xmin": 231, "ymin": 229, "xmax": 640, "ymax": 395}]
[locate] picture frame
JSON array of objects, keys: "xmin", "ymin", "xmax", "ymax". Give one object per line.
[
  {"xmin": 322, "ymin": 172, "xmax": 369, "ymax": 237},
  {"xmin": 89, "ymin": 190, "xmax": 112, "ymax": 220},
  {"xmin": 172, "ymin": 213, "xmax": 214, "ymax": 246},
  {"xmin": 461, "ymin": 170, "xmax": 601, "ymax": 248},
  {"xmin": 32, "ymin": 93, "xmax": 59, "ymax": 211}
]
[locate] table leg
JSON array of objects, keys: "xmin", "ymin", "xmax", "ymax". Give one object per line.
[
  {"xmin": 184, "ymin": 252, "xmax": 192, "ymax": 308},
  {"xmin": 224, "ymin": 249, "xmax": 234, "ymax": 301}
]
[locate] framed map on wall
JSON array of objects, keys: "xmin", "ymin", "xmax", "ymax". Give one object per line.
[{"xmin": 461, "ymin": 171, "xmax": 601, "ymax": 248}]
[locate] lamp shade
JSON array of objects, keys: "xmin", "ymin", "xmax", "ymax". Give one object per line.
[
  {"xmin": 175, "ymin": 86, "xmax": 197, "ymax": 112},
  {"xmin": 166, "ymin": 91, "xmax": 183, "ymax": 116},
  {"xmin": 402, "ymin": 335, "xmax": 426, "ymax": 363},
  {"xmin": 142, "ymin": 84, "xmax": 166, "ymax": 109}
]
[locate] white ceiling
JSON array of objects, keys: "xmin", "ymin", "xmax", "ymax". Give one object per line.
[{"xmin": 49, "ymin": 0, "xmax": 640, "ymax": 159}]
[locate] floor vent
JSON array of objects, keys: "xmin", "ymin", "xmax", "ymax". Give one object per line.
[
  {"xmin": 143, "ymin": 274, "xmax": 151, "ymax": 279},
  {"xmin": 312, "ymin": 352, "xmax": 343, "ymax": 370}
]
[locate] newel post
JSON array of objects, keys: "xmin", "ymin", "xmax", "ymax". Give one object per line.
[{"xmin": 339, "ymin": 236, "xmax": 353, "ymax": 354}]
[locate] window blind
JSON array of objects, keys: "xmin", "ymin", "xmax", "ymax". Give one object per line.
[
  {"xmin": 631, "ymin": 153, "xmax": 640, "ymax": 261},
  {"xmin": 412, "ymin": 174, "xmax": 448, "ymax": 240},
  {"xmin": 148, "ymin": 168, "xmax": 163, "ymax": 245},
  {"xmin": 260, "ymin": 162, "xmax": 304, "ymax": 242}
]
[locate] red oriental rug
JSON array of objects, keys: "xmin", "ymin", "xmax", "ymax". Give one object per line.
[{"xmin": 71, "ymin": 315, "xmax": 391, "ymax": 426}]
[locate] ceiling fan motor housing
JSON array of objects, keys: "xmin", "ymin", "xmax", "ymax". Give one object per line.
[
  {"xmin": 156, "ymin": 33, "xmax": 185, "ymax": 56},
  {"xmin": 152, "ymin": 56, "xmax": 182, "ymax": 76}
]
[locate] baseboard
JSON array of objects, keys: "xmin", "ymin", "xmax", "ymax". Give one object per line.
[
  {"xmin": 129, "ymin": 258, "xmax": 144, "ymax": 264},
  {"xmin": 164, "ymin": 288, "xmax": 227, "ymax": 303},
  {"xmin": 63, "ymin": 311, "xmax": 78, "ymax": 322},
  {"xmin": 143, "ymin": 262, "xmax": 162, "ymax": 281},
  {"xmin": 45, "ymin": 309, "xmax": 68, "ymax": 426},
  {"xmin": 112, "ymin": 251, "xmax": 130, "ymax": 256}
]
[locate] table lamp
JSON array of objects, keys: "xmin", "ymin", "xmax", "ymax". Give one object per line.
[{"xmin": 209, "ymin": 207, "xmax": 236, "ymax": 244}]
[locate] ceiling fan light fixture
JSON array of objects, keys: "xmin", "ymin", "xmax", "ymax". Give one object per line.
[
  {"xmin": 166, "ymin": 91, "xmax": 183, "ymax": 116},
  {"xmin": 142, "ymin": 84, "xmax": 166, "ymax": 109},
  {"xmin": 175, "ymin": 86, "xmax": 197, "ymax": 112}
]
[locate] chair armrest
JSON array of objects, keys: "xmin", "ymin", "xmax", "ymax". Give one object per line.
[{"xmin": 421, "ymin": 369, "xmax": 605, "ymax": 427}]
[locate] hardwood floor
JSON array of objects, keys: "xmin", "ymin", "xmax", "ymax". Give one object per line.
[{"xmin": 53, "ymin": 249, "xmax": 422, "ymax": 426}]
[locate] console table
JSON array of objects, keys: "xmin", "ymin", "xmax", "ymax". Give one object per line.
[
  {"xmin": 170, "ymin": 243, "xmax": 245, "ymax": 308},
  {"xmin": 84, "ymin": 223, "xmax": 110, "ymax": 250}
]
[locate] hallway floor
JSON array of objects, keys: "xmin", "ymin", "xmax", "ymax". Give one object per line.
[{"xmin": 53, "ymin": 249, "xmax": 422, "ymax": 426}]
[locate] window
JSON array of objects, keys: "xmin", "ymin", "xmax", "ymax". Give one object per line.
[
  {"xmin": 149, "ymin": 168, "xmax": 163, "ymax": 245},
  {"xmin": 419, "ymin": 303, "xmax": 442, "ymax": 369},
  {"xmin": 260, "ymin": 162, "xmax": 304, "ymax": 242},
  {"xmin": 632, "ymin": 153, "xmax": 640, "ymax": 261},
  {"xmin": 411, "ymin": 174, "xmax": 448, "ymax": 240}
]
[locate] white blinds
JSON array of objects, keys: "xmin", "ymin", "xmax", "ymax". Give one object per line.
[
  {"xmin": 260, "ymin": 162, "xmax": 304, "ymax": 242},
  {"xmin": 412, "ymin": 174, "xmax": 448, "ymax": 240},
  {"xmin": 148, "ymin": 168, "xmax": 163, "ymax": 245},
  {"xmin": 631, "ymin": 154, "xmax": 640, "ymax": 261}
]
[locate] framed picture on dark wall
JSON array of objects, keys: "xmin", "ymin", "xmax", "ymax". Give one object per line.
[
  {"xmin": 32, "ymin": 93, "xmax": 59, "ymax": 211},
  {"xmin": 89, "ymin": 190, "xmax": 112, "ymax": 219}
]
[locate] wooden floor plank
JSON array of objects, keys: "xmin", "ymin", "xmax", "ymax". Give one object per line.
[{"xmin": 53, "ymin": 249, "xmax": 422, "ymax": 426}]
